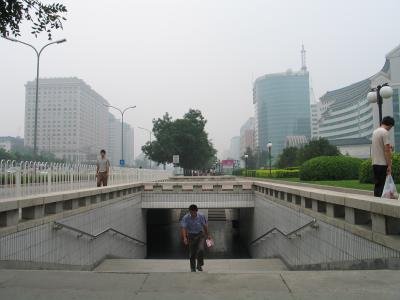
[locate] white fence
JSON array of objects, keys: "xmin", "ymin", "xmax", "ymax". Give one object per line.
[{"xmin": 0, "ymin": 160, "xmax": 171, "ymax": 200}]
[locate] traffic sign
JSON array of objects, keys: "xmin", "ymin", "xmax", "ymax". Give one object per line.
[
  {"xmin": 173, "ymin": 155, "xmax": 179, "ymax": 164},
  {"xmin": 119, "ymin": 159, "xmax": 125, "ymax": 167}
]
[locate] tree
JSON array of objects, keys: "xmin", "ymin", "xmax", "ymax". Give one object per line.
[
  {"xmin": 0, "ymin": 0, "xmax": 67, "ymax": 39},
  {"xmin": 297, "ymin": 138, "xmax": 340, "ymax": 164},
  {"xmin": 142, "ymin": 109, "xmax": 217, "ymax": 174},
  {"xmin": 275, "ymin": 138, "xmax": 341, "ymax": 168},
  {"xmin": 241, "ymin": 147, "xmax": 257, "ymax": 169},
  {"xmin": 276, "ymin": 147, "xmax": 298, "ymax": 168}
]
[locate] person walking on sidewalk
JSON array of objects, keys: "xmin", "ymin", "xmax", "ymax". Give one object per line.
[
  {"xmin": 96, "ymin": 149, "xmax": 110, "ymax": 187},
  {"xmin": 180, "ymin": 204, "xmax": 211, "ymax": 272},
  {"xmin": 371, "ymin": 116, "xmax": 395, "ymax": 197}
]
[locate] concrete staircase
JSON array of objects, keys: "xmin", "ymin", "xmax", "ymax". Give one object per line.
[
  {"xmin": 208, "ymin": 209, "xmax": 226, "ymax": 221},
  {"xmin": 94, "ymin": 259, "xmax": 287, "ymax": 273}
]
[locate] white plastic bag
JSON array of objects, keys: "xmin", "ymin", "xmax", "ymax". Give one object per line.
[
  {"xmin": 205, "ymin": 238, "xmax": 214, "ymax": 248},
  {"xmin": 381, "ymin": 175, "xmax": 398, "ymax": 199}
]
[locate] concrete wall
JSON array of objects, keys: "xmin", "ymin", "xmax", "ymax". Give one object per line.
[
  {"xmin": 142, "ymin": 192, "xmax": 254, "ymax": 209},
  {"xmin": 0, "ymin": 194, "xmax": 146, "ymax": 270},
  {"xmin": 240, "ymin": 195, "xmax": 400, "ymax": 270}
]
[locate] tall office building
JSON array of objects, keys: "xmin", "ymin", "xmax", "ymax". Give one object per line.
[
  {"xmin": 24, "ymin": 77, "xmax": 135, "ymax": 163},
  {"xmin": 240, "ymin": 117, "xmax": 255, "ymax": 156},
  {"xmin": 25, "ymin": 78, "xmax": 109, "ymax": 161},
  {"xmin": 253, "ymin": 66, "xmax": 311, "ymax": 159},
  {"xmin": 310, "ymin": 102, "xmax": 321, "ymax": 138},
  {"xmin": 108, "ymin": 113, "xmax": 135, "ymax": 166},
  {"xmin": 229, "ymin": 136, "xmax": 241, "ymax": 160},
  {"xmin": 316, "ymin": 43, "xmax": 400, "ymax": 154}
]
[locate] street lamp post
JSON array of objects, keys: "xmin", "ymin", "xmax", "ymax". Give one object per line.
[
  {"xmin": 105, "ymin": 105, "xmax": 136, "ymax": 166},
  {"xmin": 2, "ymin": 36, "xmax": 67, "ymax": 155},
  {"xmin": 244, "ymin": 154, "xmax": 248, "ymax": 176},
  {"xmin": 138, "ymin": 127, "xmax": 153, "ymax": 169},
  {"xmin": 267, "ymin": 142, "xmax": 272, "ymax": 176},
  {"xmin": 367, "ymin": 83, "xmax": 393, "ymax": 125}
]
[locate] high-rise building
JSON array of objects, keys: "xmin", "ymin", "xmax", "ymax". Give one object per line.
[
  {"xmin": 253, "ymin": 68, "xmax": 311, "ymax": 159},
  {"xmin": 240, "ymin": 117, "xmax": 255, "ymax": 157},
  {"xmin": 107, "ymin": 113, "xmax": 135, "ymax": 166},
  {"xmin": 229, "ymin": 136, "xmax": 241, "ymax": 160},
  {"xmin": 310, "ymin": 102, "xmax": 321, "ymax": 138},
  {"xmin": 25, "ymin": 77, "xmax": 109, "ymax": 162},
  {"xmin": 316, "ymin": 43, "xmax": 400, "ymax": 153}
]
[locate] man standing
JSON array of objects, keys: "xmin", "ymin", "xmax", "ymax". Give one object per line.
[
  {"xmin": 180, "ymin": 204, "xmax": 211, "ymax": 272},
  {"xmin": 96, "ymin": 149, "xmax": 110, "ymax": 187},
  {"xmin": 371, "ymin": 116, "xmax": 395, "ymax": 197}
]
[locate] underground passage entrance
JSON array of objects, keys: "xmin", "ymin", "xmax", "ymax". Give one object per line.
[{"xmin": 146, "ymin": 209, "xmax": 250, "ymax": 259}]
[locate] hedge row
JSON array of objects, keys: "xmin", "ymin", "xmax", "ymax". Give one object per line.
[
  {"xmin": 359, "ymin": 153, "xmax": 400, "ymax": 183},
  {"xmin": 238, "ymin": 168, "xmax": 299, "ymax": 179},
  {"xmin": 237, "ymin": 154, "xmax": 400, "ymax": 183},
  {"xmin": 299, "ymin": 156, "xmax": 362, "ymax": 181}
]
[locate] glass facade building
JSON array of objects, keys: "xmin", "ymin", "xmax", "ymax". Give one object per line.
[
  {"xmin": 318, "ymin": 79, "xmax": 373, "ymax": 141},
  {"xmin": 253, "ymin": 70, "xmax": 311, "ymax": 159},
  {"xmin": 393, "ymin": 88, "xmax": 400, "ymax": 151}
]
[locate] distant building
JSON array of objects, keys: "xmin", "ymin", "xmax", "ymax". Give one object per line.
[
  {"xmin": 0, "ymin": 136, "xmax": 24, "ymax": 152},
  {"xmin": 285, "ymin": 135, "xmax": 308, "ymax": 148},
  {"xmin": 24, "ymin": 77, "xmax": 136, "ymax": 163},
  {"xmin": 229, "ymin": 136, "xmax": 241, "ymax": 160},
  {"xmin": 240, "ymin": 117, "xmax": 255, "ymax": 157},
  {"xmin": 329, "ymin": 138, "xmax": 371, "ymax": 159},
  {"xmin": 318, "ymin": 79, "xmax": 373, "ymax": 142},
  {"xmin": 253, "ymin": 69, "xmax": 311, "ymax": 159},
  {"xmin": 108, "ymin": 113, "xmax": 135, "ymax": 166},
  {"xmin": 316, "ymin": 43, "xmax": 400, "ymax": 151},
  {"xmin": 310, "ymin": 102, "xmax": 321, "ymax": 138},
  {"xmin": 25, "ymin": 77, "xmax": 109, "ymax": 162}
]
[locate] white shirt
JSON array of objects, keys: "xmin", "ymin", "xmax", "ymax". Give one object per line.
[{"xmin": 371, "ymin": 127, "xmax": 390, "ymax": 166}]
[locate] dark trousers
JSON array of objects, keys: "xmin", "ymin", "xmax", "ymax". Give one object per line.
[
  {"xmin": 97, "ymin": 172, "xmax": 108, "ymax": 187},
  {"xmin": 373, "ymin": 165, "xmax": 388, "ymax": 197},
  {"xmin": 188, "ymin": 232, "xmax": 205, "ymax": 270}
]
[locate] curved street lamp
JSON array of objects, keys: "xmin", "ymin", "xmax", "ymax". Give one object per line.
[
  {"xmin": 244, "ymin": 154, "xmax": 249, "ymax": 176},
  {"xmin": 267, "ymin": 142, "xmax": 273, "ymax": 175},
  {"xmin": 2, "ymin": 36, "xmax": 67, "ymax": 155},
  {"xmin": 105, "ymin": 105, "xmax": 136, "ymax": 166},
  {"xmin": 367, "ymin": 83, "xmax": 393, "ymax": 125},
  {"xmin": 138, "ymin": 126, "xmax": 153, "ymax": 169}
]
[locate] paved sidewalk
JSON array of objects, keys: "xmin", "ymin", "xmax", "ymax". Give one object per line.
[{"xmin": 1, "ymin": 269, "xmax": 400, "ymax": 300}]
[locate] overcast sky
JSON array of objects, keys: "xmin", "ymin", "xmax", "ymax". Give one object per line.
[{"xmin": 1, "ymin": 0, "xmax": 399, "ymax": 156}]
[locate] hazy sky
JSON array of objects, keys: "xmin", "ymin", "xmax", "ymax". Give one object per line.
[{"xmin": 1, "ymin": 0, "xmax": 399, "ymax": 156}]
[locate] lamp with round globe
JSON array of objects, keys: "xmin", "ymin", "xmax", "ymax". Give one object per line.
[{"xmin": 368, "ymin": 83, "xmax": 393, "ymax": 125}]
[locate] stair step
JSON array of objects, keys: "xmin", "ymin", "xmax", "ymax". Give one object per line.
[
  {"xmin": 208, "ymin": 209, "xmax": 226, "ymax": 221},
  {"xmin": 94, "ymin": 259, "xmax": 287, "ymax": 273}
]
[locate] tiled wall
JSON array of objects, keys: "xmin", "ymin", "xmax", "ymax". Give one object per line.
[
  {"xmin": 142, "ymin": 192, "xmax": 254, "ymax": 208},
  {"xmin": 0, "ymin": 194, "xmax": 146, "ymax": 269},
  {"xmin": 240, "ymin": 195, "xmax": 400, "ymax": 269}
]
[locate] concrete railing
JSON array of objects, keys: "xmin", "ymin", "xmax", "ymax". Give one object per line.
[
  {"xmin": 252, "ymin": 180, "xmax": 400, "ymax": 251},
  {"xmin": 0, "ymin": 182, "xmax": 144, "ymax": 237},
  {"xmin": 2, "ymin": 178, "xmax": 400, "ymax": 252}
]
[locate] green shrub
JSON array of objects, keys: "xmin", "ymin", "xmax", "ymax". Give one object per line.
[
  {"xmin": 359, "ymin": 153, "xmax": 400, "ymax": 184},
  {"xmin": 359, "ymin": 159, "xmax": 374, "ymax": 183},
  {"xmin": 237, "ymin": 168, "xmax": 299, "ymax": 178},
  {"xmin": 300, "ymin": 156, "xmax": 362, "ymax": 181}
]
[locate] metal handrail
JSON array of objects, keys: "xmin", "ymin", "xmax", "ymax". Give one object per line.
[
  {"xmin": 53, "ymin": 221, "xmax": 146, "ymax": 245},
  {"xmin": 249, "ymin": 218, "xmax": 318, "ymax": 246}
]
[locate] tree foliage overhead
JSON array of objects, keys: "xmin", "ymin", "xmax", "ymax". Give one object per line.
[
  {"xmin": 0, "ymin": 0, "xmax": 67, "ymax": 39},
  {"xmin": 142, "ymin": 109, "xmax": 217, "ymax": 171}
]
